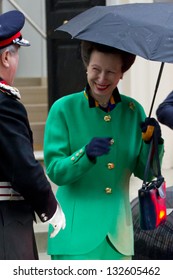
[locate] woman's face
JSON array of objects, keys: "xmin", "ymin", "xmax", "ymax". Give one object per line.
[{"xmin": 87, "ymin": 50, "xmax": 123, "ymax": 102}]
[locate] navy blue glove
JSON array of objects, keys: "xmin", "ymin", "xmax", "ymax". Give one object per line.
[
  {"xmin": 86, "ymin": 137, "xmax": 112, "ymax": 161},
  {"xmin": 140, "ymin": 117, "xmax": 163, "ymax": 144}
]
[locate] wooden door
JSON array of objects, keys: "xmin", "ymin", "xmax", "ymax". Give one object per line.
[{"xmin": 46, "ymin": 0, "xmax": 106, "ymax": 107}]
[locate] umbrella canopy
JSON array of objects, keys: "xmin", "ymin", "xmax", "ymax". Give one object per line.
[{"xmin": 56, "ymin": 3, "xmax": 173, "ymax": 63}]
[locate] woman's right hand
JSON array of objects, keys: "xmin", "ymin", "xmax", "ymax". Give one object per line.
[{"xmin": 86, "ymin": 137, "xmax": 112, "ymax": 160}]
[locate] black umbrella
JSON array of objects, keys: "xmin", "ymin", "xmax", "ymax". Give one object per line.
[
  {"xmin": 56, "ymin": 3, "xmax": 173, "ymax": 63},
  {"xmin": 56, "ymin": 3, "xmax": 173, "ymax": 115}
]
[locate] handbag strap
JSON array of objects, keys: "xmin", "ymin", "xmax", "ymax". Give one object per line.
[{"xmin": 143, "ymin": 129, "xmax": 161, "ymax": 184}]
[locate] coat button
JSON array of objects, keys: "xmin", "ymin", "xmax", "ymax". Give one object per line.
[
  {"xmin": 107, "ymin": 163, "xmax": 115, "ymax": 169},
  {"xmin": 104, "ymin": 115, "xmax": 111, "ymax": 122},
  {"xmin": 41, "ymin": 213, "xmax": 48, "ymax": 221},
  {"xmin": 43, "ymin": 216, "xmax": 48, "ymax": 222},
  {"xmin": 41, "ymin": 213, "xmax": 46, "ymax": 218},
  {"xmin": 105, "ymin": 187, "xmax": 112, "ymax": 194},
  {"xmin": 110, "ymin": 138, "xmax": 114, "ymax": 145}
]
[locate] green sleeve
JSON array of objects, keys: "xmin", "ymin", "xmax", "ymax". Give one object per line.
[{"xmin": 44, "ymin": 101, "xmax": 94, "ymax": 186}]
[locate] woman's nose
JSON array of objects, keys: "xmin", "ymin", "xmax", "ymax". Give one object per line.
[{"xmin": 98, "ymin": 71, "xmax": 106, "ymax": 82}]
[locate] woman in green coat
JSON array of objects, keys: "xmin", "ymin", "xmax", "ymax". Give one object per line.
[{"xmin": 44, "ymin": 41, "xmax": 164, "ymax": 260}]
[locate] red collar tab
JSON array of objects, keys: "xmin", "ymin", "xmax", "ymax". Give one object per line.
[
  {"xmin": 0, "ymin": 31, "xmax": 21, "ymax": 48},
  {"xmin": 0, "ymin": 80, "xmax": 7, "ymax": 84}
]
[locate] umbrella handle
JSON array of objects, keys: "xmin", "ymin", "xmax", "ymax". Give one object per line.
[{"xmin": 148, "ymin": 62, "xmax": 164, "ymax": 117}]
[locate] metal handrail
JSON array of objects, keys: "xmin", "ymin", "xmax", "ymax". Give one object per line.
[{"xmin": 8, "ymin": 0, "xmax": 46, "ymax": 39}]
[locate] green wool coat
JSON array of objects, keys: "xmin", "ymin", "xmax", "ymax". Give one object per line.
[{"xmin": 44, "ymin": 90, "xmax": 164, "ymax": 256}]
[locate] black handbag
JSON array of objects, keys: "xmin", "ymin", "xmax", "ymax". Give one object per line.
[{"xmin": 138, "ymin": 130, "xmax": 166, "ymax": 230}]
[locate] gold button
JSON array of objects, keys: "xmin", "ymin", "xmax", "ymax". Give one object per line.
[
  {"xmin": 105, "ymin": 187, "xmax": 112, "ymax": 194},
  {"xmin": 107, "ymin": 163, "xmax": 115, "ymax": 169},
  {"xmin": 104, "ymin": 115, "xmax": 111, "ymax": 122}
]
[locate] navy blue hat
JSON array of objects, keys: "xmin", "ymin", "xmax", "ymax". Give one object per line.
[{"xmin": 0, "ymin": 10, "xmax": 30, "ymax": 49}]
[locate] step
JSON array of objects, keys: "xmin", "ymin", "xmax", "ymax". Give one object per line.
[
  {"xmin": 39, "ymin": 252, "xmax": 50, "ymax": 260},
  {"xmin": 31, "ymin": 122, "xmax": 45, "ymax": 151},
  {"xmin": 13, "ymin": 78, "xmax": 48, "ymax": 152},
  {"xmin": 25, "ymin": 104, "xmax": 48, "ymax": 122},
  {"xmin": 35, "ymin": 231, "xmax": 48, "ymax": 254},
  {"xmin": 14, "ymin": 77, "xmax": 46, "ymax": 87},
  {"xmin": 20, "ymin": 86, "xmax": 48, "ymax": 104}
]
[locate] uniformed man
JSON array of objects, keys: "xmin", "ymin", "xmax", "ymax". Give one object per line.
[{"xmin": 0, "ymin": 10, "xmax": 65, "ymax": 260}]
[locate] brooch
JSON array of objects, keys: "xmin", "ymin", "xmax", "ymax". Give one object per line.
[{"xmin": 129, "ymin": 102, "xmax": 135, "ymax": 111}]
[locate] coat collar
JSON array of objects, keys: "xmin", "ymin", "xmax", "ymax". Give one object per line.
[
  {"xmin": 84, "ymin": 83, "xmax": 121, "ymax": 111},
  {"xmin": 0, "ymin": 78, "xmax": 21, "ymax": 100}
]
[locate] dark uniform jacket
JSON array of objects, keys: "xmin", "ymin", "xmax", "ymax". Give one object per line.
[
  {"xmin": 0, "ymin": 85, "xmax": 58, "ymax": 259},
  {"xmin": 0, "ymin": 87, "xmax": 57, "ymax": 223},
  {"xmin": 156, "ymin": 91, "xmax": 173, "ymax": 129}
]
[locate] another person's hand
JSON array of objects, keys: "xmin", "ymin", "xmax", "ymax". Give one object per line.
[
  {"xmin": 86, "ymin": 137, "xmax": 112, "ymax": 160},
  {"xmin": 140, "ymin": 117, "xmax": 163, "ymax": 144},
  {"xmin": 49, "ymin": 205, "xmax": 66, "ymax": 238}
]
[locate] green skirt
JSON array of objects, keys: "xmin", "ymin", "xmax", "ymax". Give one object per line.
[{"xmin": 51, "ymin": 236, "xmax": 131, "ymax": 260}]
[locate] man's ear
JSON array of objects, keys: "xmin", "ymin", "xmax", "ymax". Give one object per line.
[{"xmin": 1, "ymin": 50, "xmax": 10, "ymax": 68}]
